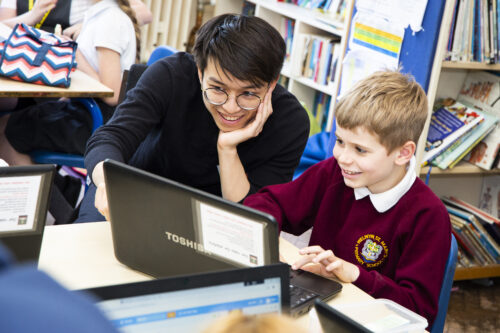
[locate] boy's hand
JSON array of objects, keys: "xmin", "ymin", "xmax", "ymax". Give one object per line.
[
  {"xmin": 291, "ymin": 245, "xmax": 360, "ymax": 283},
  {"xmin": 217, "ymin": 83, "xmax": 275, "ymax": 150}
]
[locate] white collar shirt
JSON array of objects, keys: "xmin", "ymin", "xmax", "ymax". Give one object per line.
[{"xmin": 353, "ymin": 156, "xmax": 417, "ymax": 213}]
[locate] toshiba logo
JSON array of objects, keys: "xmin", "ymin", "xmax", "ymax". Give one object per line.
[{"xmin": 164, "ymin": 231, "xmax": 208, "ymax": 253}]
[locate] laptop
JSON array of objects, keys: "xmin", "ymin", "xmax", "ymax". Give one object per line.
[
  {"xmin": 103, "ymin": 159, "xmax": 342, "ymax": 316},
  {"xmin": 83, "ymin": 264, "xmax": 289, "ymax": 332},
  {"xmin": 0, "ymin": 164, "xmax": 55, "ymax": 263},
  {"xmin": 314, "ymin": 299, "xmax": 373, "ymax": 333}
]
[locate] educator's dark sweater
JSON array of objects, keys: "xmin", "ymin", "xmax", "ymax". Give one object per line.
[
  {"xmin": 85, "ymin": 52, "xmax": 309, "ymax": 197},
  {"xmin": 244, "ymin": 157, "xmax": 451, "ymax": 326}
]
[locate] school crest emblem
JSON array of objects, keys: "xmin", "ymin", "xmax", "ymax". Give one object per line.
[{"xmin": 354, "ymin": 234, "xmax": 388, "ymax": 268}]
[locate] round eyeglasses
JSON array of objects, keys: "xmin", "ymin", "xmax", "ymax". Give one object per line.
[{"xmin": 202, "ymin": 88, "xmax": 262, "ymax": 111}]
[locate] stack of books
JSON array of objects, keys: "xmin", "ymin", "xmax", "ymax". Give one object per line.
[
  {"xmin": 295, "ymin": 33, "xmax": 340, "ymax": 87},
  {"xmin": 422, "ymin": 71, "xmax": 500, "ymax": 169},
  {"xmin": 312, "ymin": 92, "xmax": 332, "ymax": 131},
  {"xmin": 282, "ymin": 18, "xmax": 295, "ymax": 64},
  {"xmin": 445, "ymin": 0, "xmax": 499, "ymax": 64},
  {"xmin": 443, "ymin": 196, "xmax": 500, "ymax": 268}
]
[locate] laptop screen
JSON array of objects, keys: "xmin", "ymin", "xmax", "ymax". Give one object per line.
[
  {"xmin": 86, "ymin": 265, "xmax": 289, "ymax": 333},
  {"xmin": 103, "ymin": 159, "xmax": 279, "ymax": 278},
  {"xmin": 193, "ymin": 199, "xmax": 265, "ymax": 267},
  {"xmin": 0, "ymin": 165, "xmax": 55, "ymax": 262},
  {"xmin": 0, "ymin": 174, "xmax": 45, "ymax": 233}
]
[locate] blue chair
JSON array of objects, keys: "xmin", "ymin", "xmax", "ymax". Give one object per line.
[
  {"xmin": 29, "ymin": 98, "xmax": 103, "ymax": 168},
  {"xmin": 430, "ymin": 234, "xmax": 458, "ymax": 333},
  {"xmin": 147, "ymin": 45, "xmax": 178, "ymax": 66},
  {"xmin": 293, "ymin": 122, "xmax": 336, "ymax": 179}
]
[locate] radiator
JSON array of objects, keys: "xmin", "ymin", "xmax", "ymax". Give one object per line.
[{"xmin": 139, "ymin": 0, "xmax": 196, "ymax": 62}]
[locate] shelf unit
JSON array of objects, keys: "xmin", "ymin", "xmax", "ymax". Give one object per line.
[
  {"xmin": 420, "ymin": 161, "xmax": 500, "ymax": 176},
  {"xmin": 422, "ymin": 0, "xmax": 500, "ymax": 281},
  {"xmin": 215, "ymin": 0, "xmax": 354, "ymax": 132},
  {"xmin": 442, "ymin": 61, "xmax": 500, "ymax": 71},
  {"xmin": 454, "ymin": 264, "xmax": 500, "ymax": 281}
]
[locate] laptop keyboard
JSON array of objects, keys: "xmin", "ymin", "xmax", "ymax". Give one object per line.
[{"xmin": 289, "ymin": 283, "xmax": 319, "ymax": 308}]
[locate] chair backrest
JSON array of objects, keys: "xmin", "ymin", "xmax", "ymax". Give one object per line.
[
  {"xmin": 118, "ymin": 45, "xmax": 178, "ymax": 105},
  {"xmin": 147, "ymin": 45, "xmax": 178, "ymax": 66},
  {"xmin": 30, "ymin": 98, "xmax": 103, "ymax": 169},
  {"xmin": 430, "ymin": 234, "xmax": 458, "ymax": 333}
]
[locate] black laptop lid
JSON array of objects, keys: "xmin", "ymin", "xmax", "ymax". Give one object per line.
[
  {"xmin": 103, "ymin": 159, "xmax": 280, "ymax": 278},
  {"xmin": 83, "ymin": 264, "xmax": 290, "ymax": 332},
  {"xmin": 0, "ymin": 165, "xmax": 55, "ymax": 263}
]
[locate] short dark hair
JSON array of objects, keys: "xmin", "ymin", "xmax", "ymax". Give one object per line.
[{"xmin": 192, "ymin": 14, "xmax": 286, "ymax": 87}]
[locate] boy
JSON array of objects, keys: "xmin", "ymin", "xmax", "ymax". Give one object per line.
[
  {"xmin": 244, "ymin": 70, "xmax": 451, "ymax": 326},
  {"xmin": 77, "ymin": 14, "xmax": 309, "ymax": 222}
]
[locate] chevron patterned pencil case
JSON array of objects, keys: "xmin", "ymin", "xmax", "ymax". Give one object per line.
[{"xmin": 0, "ymin": 23, "xmax": 77, "ymax": 88}]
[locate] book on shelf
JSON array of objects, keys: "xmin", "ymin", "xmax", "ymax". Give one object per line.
[
  {"xmin": 312, "ymin": 91, "xmax": 332, "ymax": 131},
  {"xmin": 459, "ymin": 71, "xmax": 500, "ymax": 169},
  {"xmin": 281, "ymin": 0, "xmax": 347, "ymax": 19},
  {"xmin": 443, "ymin": 196, "xmax": 500, "ymax": 263},
  {"xmin": 444, "ymin": 195, "xmax": 500, "ymax": 242},
  {"xmin": 431, "ymin": 110, "xmax": 498, "ymax": 169},
  {"xmin": 479, "ymin": 176, "xmax": 500, "ymax": 222},
  {"xmin": 422, "ymin": 99, "xmax": 485, "ymax": 166},
  {"xmin": 451, "ymin": 226, "xmax": 475, "ymax": 261},
  {"xmin": 295, "ymin": 33, "xmax": 340, "ymax": 87},
  {"xmin": 448, "ymin": 207, "xmax": 499, "ymax": 265},
  {"xmin": 445, "ymin": 0, "xmax": 500, "ymax": 63},
  {"xmin": 281, "ymin": 18, "xmax": 295, "ymax": 63},
  {"xmin": 242, "ymin": 1, "xmax": 256, "ymax": 16},
  {"xmin": 450, "ymin": 216, "xmax": 489, "ymax": 265}
]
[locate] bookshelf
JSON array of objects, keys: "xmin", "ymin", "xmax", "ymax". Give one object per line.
[
  {"xmin": 214, "ymin": 0, "xmax": 500, "ymax": 281},
  {"xmin": 214, "ymin": 0, "xmax": 354, "ymax": 132},
  {"xmin": 423, "ymin": 0, "xmax": 500, "ymax": 280}
]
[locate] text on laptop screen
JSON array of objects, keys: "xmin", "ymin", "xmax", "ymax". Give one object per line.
[
  {"xmin": 0, "ymin": 175, "xmax": 42, "ymax": 233},
  {"xmin": 192, "ymin": 200, "xmax": 265, "ymax": 267},
  {"xmin": 96, "ymin": 277, "xmax": 282, "ymax": 333}
]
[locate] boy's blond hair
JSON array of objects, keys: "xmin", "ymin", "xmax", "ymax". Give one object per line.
[
  {"xmin": 203, "ymin": 312, "xmax": 307, "ymax": 333},
  {"xmin": 335, "ymin": 70, "xmax": 428, "ymax": 153}
]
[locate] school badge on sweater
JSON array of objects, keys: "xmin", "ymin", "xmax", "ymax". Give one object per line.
[{"xmin": 354, "ymin": 234, "xmax": 388, "ymax": 268}]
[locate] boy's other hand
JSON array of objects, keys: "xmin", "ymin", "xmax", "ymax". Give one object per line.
[
  {"xmin": 291, "ymin": 245, "xmax": 360, "ymax": 283},
  {"xmin": 217, "ymin": 83, "xmax": 275, "ymax": 150}
]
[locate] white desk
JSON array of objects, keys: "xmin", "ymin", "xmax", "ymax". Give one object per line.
[
  {"xmin": 0, "ymin": 70, "xmax": 114, "ymax": 98},
  {"xmin": 38, "ymin": 222, "xmax": 373, "ymax": 328},
  {"xmin": 39, "ymin": 223, "xmax": 372, "ymax": 302}
]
